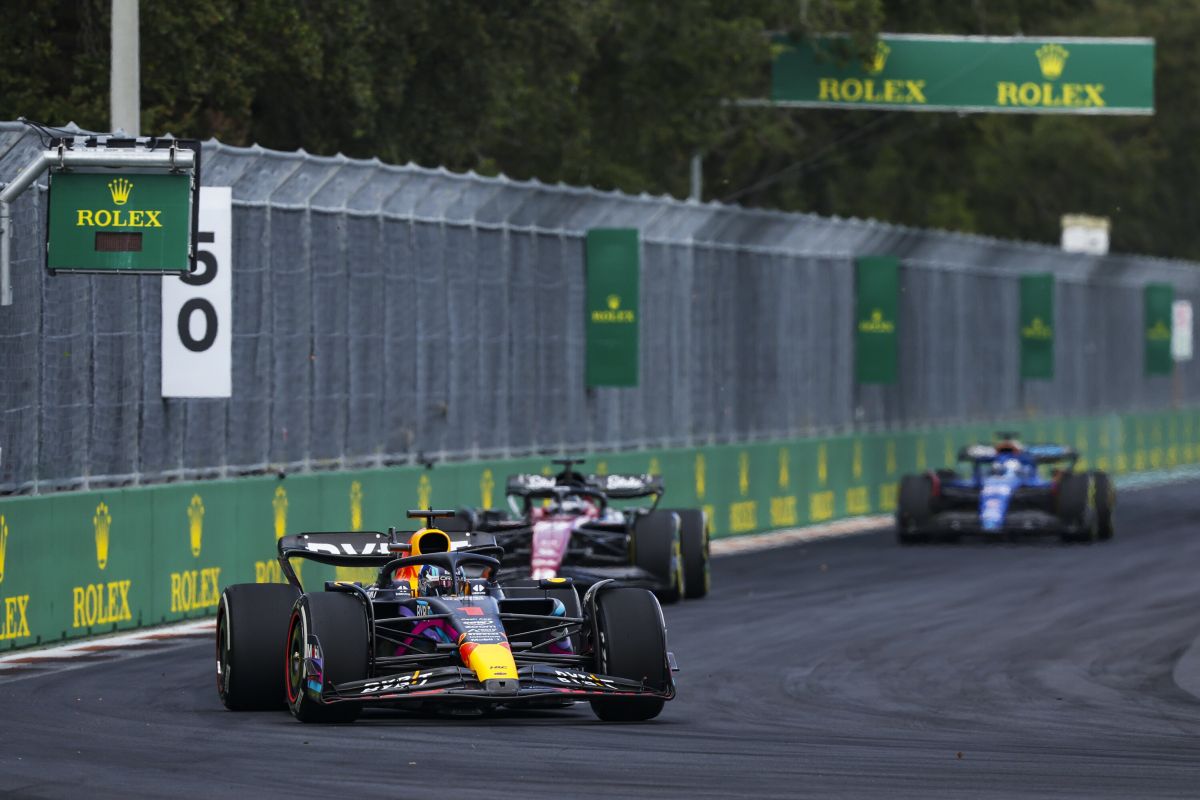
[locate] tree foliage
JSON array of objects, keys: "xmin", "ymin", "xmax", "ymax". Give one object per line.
[{"xmin": 1, "ymin": 1, "xmax": 1195, "ymax": 259}]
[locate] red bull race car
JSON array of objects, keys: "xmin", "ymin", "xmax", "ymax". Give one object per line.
[
  {"xmin": 895, "ymin": 434, "xmax": 1115, "ymax": 544},
  {"xmin": 217, "ymin": 511, "xmax": 676, "ymax": 723},
  {"xmin": 462, "ymin": 459, "xmax": 710, "ymax": 603}
]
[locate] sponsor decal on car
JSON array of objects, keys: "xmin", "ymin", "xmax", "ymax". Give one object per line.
[
  {"xmin": 555, "ymin": 670, "xmax": 618, "ymax": 690},
  {"xmin": 360, "ymin": 670, "xmax": 428, "ymax": 695}
]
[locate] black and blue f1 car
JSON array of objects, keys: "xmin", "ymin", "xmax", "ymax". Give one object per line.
[{"xmin": 895, "ymin": 434, "xmax": 1115, "ymax": 544}]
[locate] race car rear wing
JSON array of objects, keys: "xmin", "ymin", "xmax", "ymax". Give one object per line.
[
  {"xmin": 275, "ymin": 511, "xmax": 499, "ymax": 589},
  {"xmin": 957, "ymin": 443, "xmax": 1078, "ymax": 465},
  {"xmin": 506, "ymin": 473, "xmax": 561, "ymax": 496},
  {"xmin": 586, "ymin": 473, "xmax": 664, "ymax": 501}
]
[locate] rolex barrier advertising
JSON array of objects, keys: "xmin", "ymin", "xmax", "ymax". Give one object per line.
[{"xmin": 1, "ymin": 407, "xmax": 1198, "ymax": 650}]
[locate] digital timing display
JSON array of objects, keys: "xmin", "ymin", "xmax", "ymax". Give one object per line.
[{"xmin": 94, "ymin": 232, "xmax": 143, "ymax": 253}]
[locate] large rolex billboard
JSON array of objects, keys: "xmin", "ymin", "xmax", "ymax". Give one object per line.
[{"xmin": 771, "ymin": 35, "xmax": 1154, "ymax": 115}]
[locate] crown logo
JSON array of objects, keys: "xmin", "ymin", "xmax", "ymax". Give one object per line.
[
  {"xmin": 866, "ymin": 41, "xmax": 891, "ymax": 75},
  {"xmin": 738, "ymin": 452, "xmax": 750, "ymax": 497},
  {"xmin": 853, "ymin": 440, "xmax": 863, "ymax": 480},
  {"xmin": 778, "ymin": 448, "xmax": 790, "ymax": 489},
  {"xmin": 349, "ymin": 481, "xmax": 363, "ymax": 531},
  {"xmin": 649, "ymin": 457, "xmax": 661, "ymax": 476},
  {"xmin": 417, "ymin": 474, "xmax": 432, "ymax": 513},
  {"xmin": 94, "ymin": 502, "xmax": 112, "ymax": 570},
  {"xmin": 273, "ymin": 485, "xmax": 288, "ymax": 540},
  {"xmin": 1023, "ymin": 317, "xmax": 1053, "ymax": 339},
  {"xmin": 1035, "ymin": 43, "xmax": 1068, "ymax": 80},
  {"xmin": 108, "ymin": 178, "xmax": 133, "ymax": 205},
  {"xmin": 0, "ymin": 515, "xmax": 8, "ymax": 584},
  {"xmin": 187, "ymin": 494, "xmax": 205, "ymax": 558},
  {"xmin": 480, "ymin": 469, "xmax": 495, "ymax": 508},
  {"xmin": 694, "ymin": 453, "xmax": 706, "ymax": 500},
  {"xmin": 607, "ymin": 294, "xmax": 620, "ymax": 310},
  {"xmin": 818, "ymin": 443, "xmax": 828, "ymax": 485}
]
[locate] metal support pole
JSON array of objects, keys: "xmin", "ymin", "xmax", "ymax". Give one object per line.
[
  {"xmin": 689, "ymin": 152, "xmax": 703, "ymax": 202},
  {"xmin": 111, "ymin": 0, "xmax": 140, "ymax": 136},
  {"xmin": 0, "ymin": 205, "xmax": 11, "ymax": 306}
]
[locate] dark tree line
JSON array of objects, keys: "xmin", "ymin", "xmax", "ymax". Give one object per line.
[{"xmin": 3, "ymin": 1, "xmax": 1196, "ymax": 259}]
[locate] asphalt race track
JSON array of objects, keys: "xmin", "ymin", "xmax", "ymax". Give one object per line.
[{"xmin": 3, "ymin": 481, "xmax": 1200, "ymax": 798}]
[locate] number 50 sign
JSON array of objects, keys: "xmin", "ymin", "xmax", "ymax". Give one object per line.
[{"xmin": 161, "ymin": 187, "xmax": 232, "ymax": 397}]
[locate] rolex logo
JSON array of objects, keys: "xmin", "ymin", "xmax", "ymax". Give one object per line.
[
  {"xmin": 187, "ymin": 495, "xmax": 205, "ymax": 558},
  {"xmin": 108, "ymin": 178, "xmax": 133, "ymax": 205},
  {"xmin": 778, "ymin": 448, "xmax": 790, "ymax": 490},
  {"xmin": 1022, "ymin": 317, "xmax": 1053, "ymax": 340},
  {"xmin": 273, "ymin": 485, "xmax": 288, "ymax": 540},
  {"xmin": 694, "ymin": 453, "xmax": 706, "ymax": 500},
  {"xmin": 350, "ymin": 481, "xmax": 363, "ymax": 531},
  {"xmin": 607, "ymin": 294, "xmax": 620, "ymax": 311},
  {"xmin": 867, "ymin": 41, "xmax": 891, "ymax": 75},
  {"xmin": 94, "ymin": 502, "xmax": 112, "ymax": 570},
  {"xmin": 480, "ymin": 469, "xmax": 495, "ymax": 509},
  {"xmin": 417, "ymin": 474, "xmax": 432, "ymax": 512},
  {"xmin": 738, "ymin": 452, "xmax": 750, "ymax": 497},
  {"xmin": 1035, "ymin": 43, "xmax": 1068, "ymax": 80},
  {"xmin": 0, "ymin": 515, "xmax": 8, "ymax": 584}
]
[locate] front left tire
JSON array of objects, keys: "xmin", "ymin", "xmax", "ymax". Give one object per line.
[{"xmin": 216, "ymin": 583, "xmax": 299, "ymax": 711}]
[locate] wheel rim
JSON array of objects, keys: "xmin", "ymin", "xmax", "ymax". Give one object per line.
[
  {"xmin": 216, "ymin": 612, "xmax": 230, "ymax": 698},
  {"xmin": 286, "ymin": 613, "xmax": 304, "ymax": 705}
]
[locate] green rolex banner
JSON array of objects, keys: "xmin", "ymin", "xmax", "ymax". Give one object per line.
[
  {"xmin": 585, "ymin": 229, "xmax": 640, "ymax": 387},
  {"xmin": 855, "ymin": 256, "xmax": 899, "ymax": 384},
  {"xmin": 1019, "ymin": 273, "xmax": 1055, "ymax": 379},
  {"xmin": 1145, "ymin": 283, "xmax": 1174, "ymax": 375},
  {"xmin": 770, "ymin": 35, "xmax": 1155, "ymax": 115}
]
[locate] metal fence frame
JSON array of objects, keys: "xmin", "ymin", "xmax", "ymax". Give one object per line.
[{"xmin": 2, "ymin": 121, "xmax": 1199, "ymax": 494}]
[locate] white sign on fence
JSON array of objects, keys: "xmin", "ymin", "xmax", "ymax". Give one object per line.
[
  {"xmin": 161, "ymin": 186, "xmax": 232, "ymax": 397},
  {"xmin": 1172, "ymin": 299, "xmax": 1193, "ymax": 362}
]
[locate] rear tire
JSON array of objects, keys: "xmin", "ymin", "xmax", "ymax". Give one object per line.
[
  {"xmin": 1091, "ymin": 471, "xmax": 1115, "ymax": 540},
  {"xmin": 896, "ymin": 474, "xmax": 935, "ymax": 545},
  {"xmin": 668, "ymin": 509, "xmax": 710, "ymax": 599},
  {"xmin": 632, "ymin": 511, "xmax": 683, "ymax": 604},
  {"xmin": 1057, "ymin": 472, "xmax": 1099, "ymax": 543},
  {"xmin": 286, "ymin": 592, "xmax": 369, "ymax": 723},
  {"xmin": 216, "ymin": 583, "xmax": 298, "ymax": 711},
  {"xmin": 589, "ymin": 587, "xmax": 669, "ymax": 722}
]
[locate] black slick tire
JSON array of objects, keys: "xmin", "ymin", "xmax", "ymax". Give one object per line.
[
  {"xmin": 216, "ymin": 583, "xmax": 298, "ymax": 711},
  {"xmin": 1057, "ymin": 472, "xmax": 1099, "ymax": 543},
  {"xmin": 631, "ymin": 511, "xmax": 683, "ymax": 604},
  {"xmin": 1091, "ymin": 470, "xmax": 1115, "ymax": 540},
  {"xmin": 285, "ymin": 592, "xmax": 369, "ymax": 723},
  {"xmin": 589, "ymin": 587, "xmax": 669, "ymax": 722},
  {"xmin": 667, "ymin": 508, "xmax": 710, "ymax": 599},
  {"xmin": 896, "ymin": 474, "xmax": 935, "ymax": 545}
]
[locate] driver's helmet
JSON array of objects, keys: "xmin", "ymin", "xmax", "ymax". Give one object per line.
[
  {"xmin": 417, "ymin": 565, "xmax": 454, "ymax": 597},
  {"xmin": 555, "ymin": 495, "xmax": 589, "ymax": 516},
  {"xmin": 990, "ymin": 457, "xmax": 1022, "ymax": 477}
]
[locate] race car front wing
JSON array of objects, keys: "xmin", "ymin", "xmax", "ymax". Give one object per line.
[{"xmin": 321, "ymin": 663, "xmax": 675, "ymax": 705}]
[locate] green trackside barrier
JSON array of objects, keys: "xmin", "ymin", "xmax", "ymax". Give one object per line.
[{"xmin": 1, "ymin": 408, "xmax": 1198, "ymax": 651}]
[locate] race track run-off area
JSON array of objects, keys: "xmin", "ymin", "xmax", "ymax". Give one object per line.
[{"xmin": 2, "ymin": 481, "xmax": 1200, "ymax": 798}]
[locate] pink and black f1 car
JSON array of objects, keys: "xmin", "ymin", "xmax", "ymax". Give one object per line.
[
  {"xmin": 216, "ymin": 510, "xmax": 677, "ymax": 723},
  {"xmin": 461, "ymin": 459, "xmax": 710, "ymax": 603}
]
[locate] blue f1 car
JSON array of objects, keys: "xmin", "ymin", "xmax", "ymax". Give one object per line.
[{"xmin": 895, "ymin": 434, "xmax": 1115, "ymax": 544}]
